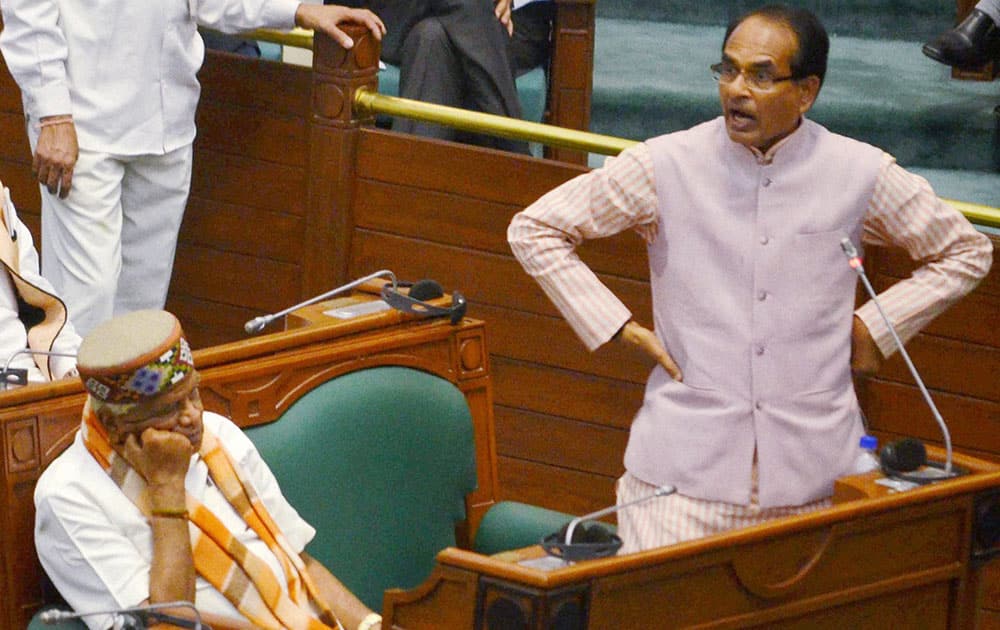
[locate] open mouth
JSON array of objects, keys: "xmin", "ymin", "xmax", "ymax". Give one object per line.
[{"xmin": 727, "ymin": 105, "xmax": 757, "ymax": 131}]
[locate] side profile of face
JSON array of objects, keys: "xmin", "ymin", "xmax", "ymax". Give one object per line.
[
  {"xmin": 718, "ymin": 15, "xmax": 821, "ymax": 152},
  {"xmin": 104, "ymin": 372, "xmax": 205, "ymax": 451}
]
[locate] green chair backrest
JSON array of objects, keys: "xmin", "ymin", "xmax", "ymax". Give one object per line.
[{"xmin": 244, "ymin": 366, "xmax": 477, "ymax": 609}]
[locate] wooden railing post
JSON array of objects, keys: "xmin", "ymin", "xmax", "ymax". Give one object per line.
[
  {"xmin": 303, "ymin": 26, "xmax": 380, "ymax": 297},
  {"xmin": 545, "ymin": 0, "xmax": 596, "ymax": 165}
]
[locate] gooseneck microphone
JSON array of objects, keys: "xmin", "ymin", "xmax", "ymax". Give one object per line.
[
  {"xmin": 840, "ymin": 237, "xmax": 957, "ymax": 480},
  {"xmin": 541, "ymin": 484, "xmax": 676, "ymax": 562},
  {"xmin": 244, "ymin": 269, "xmax": 397, "ymax": 334},
  {"xmin": 1, "ymin": 348, "xmax": 78, "ymax": 388},
  {"xmin": 39, "ymin": 600, "xmax": 206, "ymax": 629},
  {"xmin": 380, "ymin": 278, "xmax": 468, "ymax": 325}
]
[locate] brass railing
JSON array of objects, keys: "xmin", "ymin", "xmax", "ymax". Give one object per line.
[
  {"xmin": 353, "ymin": 89, "xmax": 635, "ymax": 155},
  {"xmin": 241, "ymin": 27, "xmax": 315, "ymax": 50},
  {"xmin": 238, "ymin": 30, "xmax": 1000, "ymax": 229}
]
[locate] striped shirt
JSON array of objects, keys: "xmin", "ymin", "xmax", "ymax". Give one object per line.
[{"xmin": 509, "ymin": 135, "xmax": 992, "ymax": 357}]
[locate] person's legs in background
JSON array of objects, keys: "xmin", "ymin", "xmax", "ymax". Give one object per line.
[
  {"xmin": 508, "ymin": 1, "xmax": 555, "ymax": 78},
  {"xmin": 37, "ymin": 147, "xmax": 125, "ymax": 336},
  {"xmin": 114, "ymin": 144, "xmax": 193, "ymax": 318},
  {"xmin": 394, "ymin": 17, "xmax": 465, "ymax": 141},
  {"xmin": 923, "ymin": 0, "xmax": 1000, "ymax": 68}
]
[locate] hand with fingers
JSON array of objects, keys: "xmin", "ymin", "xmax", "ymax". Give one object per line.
[
  {"xmin": 494, "ymin": 0, "xmax": 514, "ymax": 36},
  {"xmin": 123, "ymin": 428, "xmax": 194, "ymax": 488},
  {"xmin": 34, "ymin": 116, "xmax": 78, "ymax": 199},
  {"xmin": 618, "ymin": 321, "xmax": 683, "ymax": 382},
  {"xmin": 295, "ymin": 4, "xmax": 386, "ymax": 50}
]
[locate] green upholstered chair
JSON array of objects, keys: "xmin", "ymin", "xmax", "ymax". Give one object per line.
[
  {"xmin": 243, "ymin": 365, "xmax": 479, "ymax": 610},
  {"xmin": 30, "ymin": 364, "xmax": 579, "ymax": 625}
]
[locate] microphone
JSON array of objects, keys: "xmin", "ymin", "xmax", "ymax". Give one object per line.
[
  {"xmin": 1, "ymin": 347, "xmax": 78, "ymax": 388},
  {"xmin": 244, "ymin": 270, "xmax": 397, "ymax": 334},
  {"xmin": 39, "ymin": 601, "xmax": 206, "ymax": 629},
  {"xmin": 380, "ymin": 278, "xmax": 468, "ymax": 325},
  {"xmin": 541, "ymin": 484, "xmax": 676, "ymax": 562},
  {"xmin": 839, "ymin": 237, "xmax": 959, "ymax": 482}
]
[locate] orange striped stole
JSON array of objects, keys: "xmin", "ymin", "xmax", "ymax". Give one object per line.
[{"xmin": 81, "ymin": 402, "xmax": 343, "ymax": 630}]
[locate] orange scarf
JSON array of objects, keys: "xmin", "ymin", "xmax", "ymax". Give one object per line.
[{"xmin": 81, "ymin": 401, "xmax": 342, "ymax": 630}]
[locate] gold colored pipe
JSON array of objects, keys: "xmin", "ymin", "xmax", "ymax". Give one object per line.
[
  {"xmin": 354, "ymin": 89, "xmax": 637, "ymax": 155},
  {"xmin": 355, "ymin": 89, "xmax": 1000, "ymax": 228},
  {"xmin": 945, "ymin": 199, "xmax": 1000, "ymax": 230},
  {"xmin": 240, "ymin": 27, "xmax": 315, "ymax": 50}
]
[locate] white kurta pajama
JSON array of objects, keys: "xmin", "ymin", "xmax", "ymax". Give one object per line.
[{"xmin": 0, "ymin": 0, "xmax": 300, "ymax": 334}]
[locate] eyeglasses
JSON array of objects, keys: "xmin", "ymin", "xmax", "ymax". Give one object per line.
[{"xmin": 710, "ymin": 62, "xmax": 799, "ymax": 92}]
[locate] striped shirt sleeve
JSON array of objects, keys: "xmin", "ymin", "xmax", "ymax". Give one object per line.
[
  {"xmin": 856, "ymin": 153, "xmax": 993, "ymax": 358},
  {"xmin": 508, "ymin": 143, "xmax": 660, "ymax": 351}
]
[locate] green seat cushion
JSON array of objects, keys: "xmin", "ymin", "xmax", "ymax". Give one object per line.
[{"xmin": 245, "ymin": 366, "xmax": 477, "ymax": 609}]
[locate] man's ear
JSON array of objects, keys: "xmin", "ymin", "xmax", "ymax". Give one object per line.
[{"xmin": 797, "ymin": 75, "xmax": 821, "ymax": 114}]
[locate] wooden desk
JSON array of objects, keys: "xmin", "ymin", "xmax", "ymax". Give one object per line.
[{"xmin": 383, "ymin": 448, "xmax": 1000, "ymax": 629}]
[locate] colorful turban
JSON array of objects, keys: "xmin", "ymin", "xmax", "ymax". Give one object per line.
[{"xmin": 77, "ymin": 310, "xmax": 194, "ymax": 413}]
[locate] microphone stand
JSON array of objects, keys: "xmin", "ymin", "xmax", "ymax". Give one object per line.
[
  {"xmin": 565, "ymin": 484, "xmax": 676, "ymax": 544},
  {"xmin": 840, "ymin": 237, "xmax": 954, "ymax": 477},
  {"xmin": 1, "ymin": 348, "xmax": 77, "ymax": 389},
  {"xmin": 244, "ymin": 269, "xmax": 397, "ymax": 334},
  {"xmin": 39, "ymin": 600, "xmax": 207, "ymax": 629}
]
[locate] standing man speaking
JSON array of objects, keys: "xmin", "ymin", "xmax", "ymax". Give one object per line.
[
  {"xmin": 0, "ymin": 0, "xmax": 384, "ymax": 335},
  {"xmin": 509, "ymin": 4, "xmax": 992, "ymax": 553}
]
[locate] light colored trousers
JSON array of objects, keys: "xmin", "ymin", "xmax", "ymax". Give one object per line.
[{"xmin": 31, "ymin": 132, "xmax": 192, "ymax": 336}]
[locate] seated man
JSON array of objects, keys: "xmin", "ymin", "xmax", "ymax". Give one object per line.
[
  {"xmin": 923, "ymin": 0, "xmax": 1000, "ymax": 68},
  {"xmin": 358, "ymin": 0, "xmax": 555, "ymax": 153},
  {"xmin": 0, "ymin": 181, "xmax": 80, "ymax": 386},
  {"xmin": 34, "ymin": 310, "xmax": 382, "ymax": 630}
]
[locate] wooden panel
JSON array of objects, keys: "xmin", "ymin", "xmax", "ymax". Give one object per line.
[
  {"xmin": 356, "ymin": 129, "xmax": 585, "ymax": 208},
  {"xmin": 497, "ymin": 455, "xmax": 617, "ymax": 518},
  {"xmin": 861, "ymin": 379, "xmax": 1000, "ymax": 455},
  {"xmin": 494, "ymin": 405, "xmax": 627, "ymax": 477},
  {"xmin": 194, "ymin": 102, "xmax": 308, "ymax": 168},
  {"xmin": 2, "ymin": 171, "xmax": 40, "ymax": 216},
  {"xmin": 164, "ymin": 294, "xmax": 260, "ymax": 351},
  {"xmin": 475, "ymin": 302, "xmax": 652, "ymax": 382},
  {"xmin": 492, "ymin": 357, "xmax": 642, "ymax": 429},
  {"xmin": 169, "ymin": 243, "xmax": 301, "ymax": 312},
  {"xmin": 354, "ymin": 178, "xmax": 649, "ymax": 278},
  {"xmin": 198, "ymin": 52, "xmax": 311, "ymax": 116},
  {"xmin": 348, "ymin": 229, "xmax": 651, "ymax": 319},
  {"xmin": 180, "ymin": 197, "xmax": 305, "ymax": 263},
  {"xmin": 0, "ymin": 111, "xmax": 30, "ymax": 163},
  {"xmin": 0, "ymin": 60, "xmax": 23, "ymax": 110},
  {"xmin": 190, "ymin": 149, "xmax": 306, "ymax": 215}
]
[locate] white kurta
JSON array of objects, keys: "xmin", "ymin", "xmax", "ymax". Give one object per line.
[{"xmin": 34, "ymin": 412, "xmax": 317, "ymax": 630}]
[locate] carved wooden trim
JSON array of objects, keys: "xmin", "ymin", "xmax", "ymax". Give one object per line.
[{"xmin": 5, "ymin": 417, "xmax": 38, "ymax": 475}]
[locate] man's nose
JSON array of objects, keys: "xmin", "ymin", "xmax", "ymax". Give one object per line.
[
  {"xmin": 722, "ymin": 72, "xmax": 752, "ymax": 97},
  {"xmin": 177, "ymin": 398, "xmax": 198, "ymax": 424}
]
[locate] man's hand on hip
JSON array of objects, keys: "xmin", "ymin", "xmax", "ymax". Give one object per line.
[
  {"xmin": 619, "ymin": 321, "xmax": 683, "ymax": 381},
  {"xmin": 851, "ymin": 315, "xmax": 884, "ymax": 376}
]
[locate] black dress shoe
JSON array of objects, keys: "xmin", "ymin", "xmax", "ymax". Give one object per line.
[{"xmin": 923, "ymin": 9, "xmax": 1000, "ymax": 69}]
